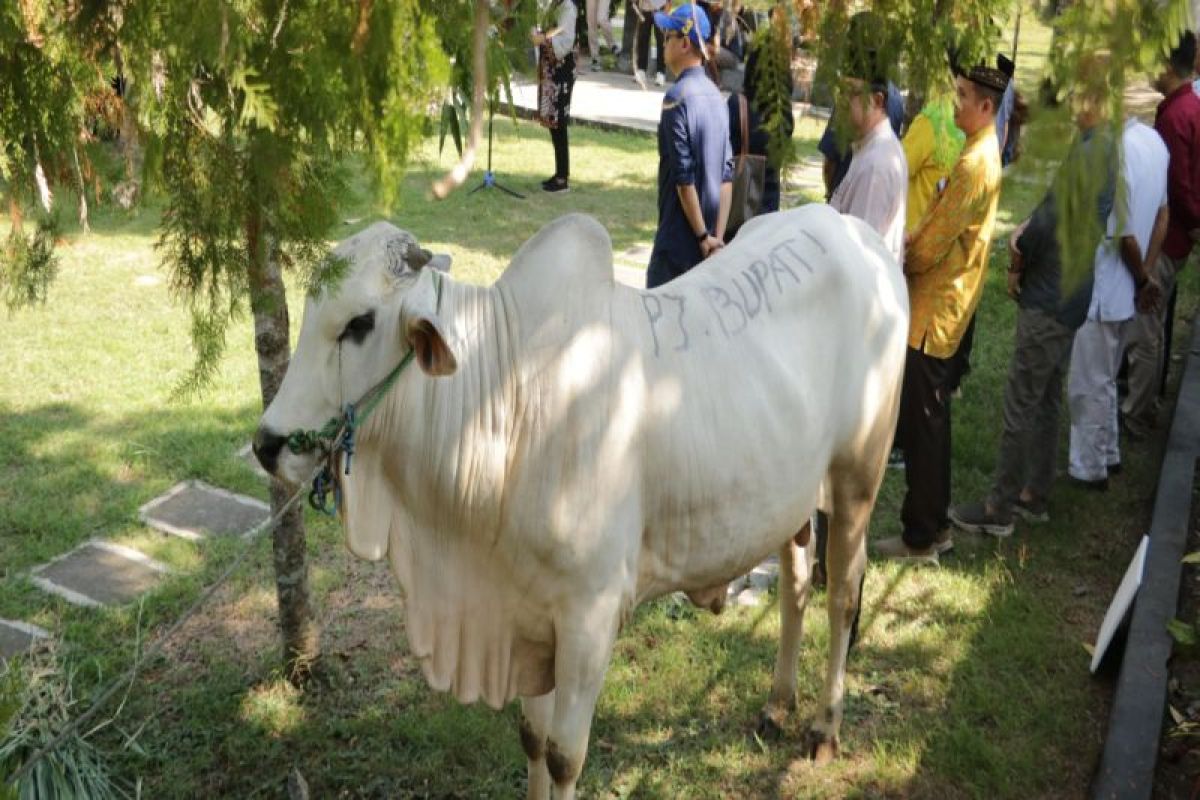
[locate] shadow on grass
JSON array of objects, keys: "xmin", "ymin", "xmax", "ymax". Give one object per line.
[{"xmin": 0, "ymin": 398, "xmax": 264, "ymax": 575}]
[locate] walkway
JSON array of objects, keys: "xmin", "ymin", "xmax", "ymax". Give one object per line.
[{"xmin": 509, "ymin": 65, "xmax": 830, "ymax": 253}]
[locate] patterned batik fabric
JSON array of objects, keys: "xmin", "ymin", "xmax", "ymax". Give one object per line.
[{"xmin": 537, "ymin": 43, "xmax": 576, "ymax": 130}]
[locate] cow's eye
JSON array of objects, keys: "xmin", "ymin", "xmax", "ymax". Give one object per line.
[{"xmin": 338, "ymin": 310, "xmax": 376, "ymax": 344}]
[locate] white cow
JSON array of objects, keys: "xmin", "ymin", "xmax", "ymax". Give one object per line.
[{"xmin": 254, "ymin": 206, "xmax": 908, "ymax": 798}]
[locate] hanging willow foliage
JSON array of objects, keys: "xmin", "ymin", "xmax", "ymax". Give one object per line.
[
  {"xmin": 1046, "ymin": 0, "xmax": 1193, "ymax": 283},
  {"xmin": 745, "ymin": 0, "xmax": 1192, "ymax": 276},
  {"xmin": 126, "ymin": 0, "xmax": 452, "ymax": 392},
  {"xmin": 0, "ymin": 1, "xmax": 99, "ymax": 308}
]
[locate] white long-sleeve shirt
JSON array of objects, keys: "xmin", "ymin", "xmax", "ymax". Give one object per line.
[{"xmin": 829, "ymin": 116, "xmax": 909, "ymax": 266}]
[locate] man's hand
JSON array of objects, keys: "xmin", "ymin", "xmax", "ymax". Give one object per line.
[
  {"xmin": 1006, "ymin": 270, "xmax": 1021, "ymax": 301},
  {"xmin": 1005, "ymin": 222, "xmax": 1027, "ymax": 301},
  {"xmin": 1136, "ymin": 277, "xmax": 1163, "ymax": 314},
  {"xmin": 700, "ymin": 234, "xmax": 724, "ymax": 258}
]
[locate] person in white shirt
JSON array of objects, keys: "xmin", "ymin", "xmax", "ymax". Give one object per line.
[
  {"xmin": 828, "ymin": 71, "xmax": 908, "ymax": 265},
  {"xmin": 585, "ymin": 0, "xmax": 619, "ymax": 71},
  {"xmin": 1067, "ymin": 117, "xmax": 1168, "ymax": 488}
]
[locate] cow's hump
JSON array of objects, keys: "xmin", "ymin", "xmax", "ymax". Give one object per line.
[{"xmin": 498, "ymin": 213, "xmax": 614, "ymax": 297}]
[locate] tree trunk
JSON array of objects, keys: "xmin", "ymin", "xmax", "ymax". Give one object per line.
[{"xmin": 246, "ymin": 205, "xmax": 320, "ymax": 683}]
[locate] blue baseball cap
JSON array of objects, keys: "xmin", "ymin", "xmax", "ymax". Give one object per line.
[{"xmin": 654, "ymin": 4, "xmax": 711, "ymax": 47}]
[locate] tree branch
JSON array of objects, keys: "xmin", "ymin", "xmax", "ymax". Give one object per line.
[{"xmin": 431, "ymin": 0, "xmax": 488, "ymax": 200}]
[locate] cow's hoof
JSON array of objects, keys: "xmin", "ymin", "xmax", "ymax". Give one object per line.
[
  {"xmin": 755, "ymin": 711, "xmax": 785, "ymax": 742},
  {"xmin": 803, "ymin": 728, "xmax": 839, "ymax": 765}
]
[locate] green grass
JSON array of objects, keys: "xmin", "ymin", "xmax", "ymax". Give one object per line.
[{"xmin": 3, "ymin": 18, "xmax": 1197, "ymax": 794}]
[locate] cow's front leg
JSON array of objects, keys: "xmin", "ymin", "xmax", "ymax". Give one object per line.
[
  {"xmin": 545, "ymin": 597, "xmax": 621, "ymax": 799},
  {"xmin": 520, "ymin": 691, "xmax": 555, "ymax": 800},
  {"xmin": 759, "ymin": 524, "xmax": 815, "ymax": 739}
]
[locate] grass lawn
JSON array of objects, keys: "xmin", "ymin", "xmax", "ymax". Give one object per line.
[{"xmin": 3, "ymin": 14, "xmax": 1197, "ymax": 798}]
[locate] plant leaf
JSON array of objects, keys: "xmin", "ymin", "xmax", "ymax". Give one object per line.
[{"xmin": 1168, "ymin": 618, "xmax": 1197, "ymax": 646}]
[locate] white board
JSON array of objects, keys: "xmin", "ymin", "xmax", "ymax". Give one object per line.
[{"xmin": 1090, "ymin": 535, "xmax": 1150, "ymax": 674}]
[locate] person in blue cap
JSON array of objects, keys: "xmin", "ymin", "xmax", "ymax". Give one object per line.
[{"xmin": 646, "ymin": 3, "xmax": 734, "ymax": 288}]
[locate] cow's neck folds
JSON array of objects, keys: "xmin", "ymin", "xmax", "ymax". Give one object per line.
[{"xmin": 364, "ymin": 279, "xmax": 514, "ymax": 537}]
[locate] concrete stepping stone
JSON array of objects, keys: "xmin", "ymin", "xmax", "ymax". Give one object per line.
[
  {"xmin": 139, "ymin": 479, "xmax": 269, "ymax": 541},
  {"xmin": 237, "ymin": 443, "xmax": 269, "ymax": 479},
  {"xmin": 734, "ymin": 586, "xmax": 768, "ymax": 607},
  {"xmin": 31, "ymin": 541, "xmax": 171, "ymax": 608},
  {"xmin": 0, "ymin": 619, "xmax": 49, "ymax": 661}
]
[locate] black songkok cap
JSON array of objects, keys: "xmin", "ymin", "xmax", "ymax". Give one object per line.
[{"xmin": 958, "ymin": 63, "xmax": 1010, "ymax": 93}]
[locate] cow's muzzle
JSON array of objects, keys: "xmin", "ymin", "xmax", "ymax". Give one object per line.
[{"xmin": 252, "ymin": 427, "xmax": 287, "ymax": 475}]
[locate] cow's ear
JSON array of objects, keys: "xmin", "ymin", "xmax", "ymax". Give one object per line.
[{"xmin": 405, "ymin": 315, "xmax": 457, "ymax": 376}]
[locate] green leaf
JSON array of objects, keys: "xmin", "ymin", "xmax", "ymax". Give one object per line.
[
  {"xmin": 1168, "ymin": 619, "xmax": 1197, "ymax": 646},
  {"xmin": 1180, "ymin": 551, "xmax": 1200, "ymax": 564}
]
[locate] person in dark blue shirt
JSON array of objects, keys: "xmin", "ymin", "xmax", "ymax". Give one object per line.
[{"xmin": 647, "ymin": 3, "xmax": 734, "ymax": 288}]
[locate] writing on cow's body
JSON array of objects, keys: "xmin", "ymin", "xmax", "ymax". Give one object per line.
[{"xmin": 641, "ymin": 236, "xmax": 820, "ymax": 357}]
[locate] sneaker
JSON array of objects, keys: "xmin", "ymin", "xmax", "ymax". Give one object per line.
[
  {"xmin": 948, "ymin": 501, "xmax": 1014, "ymax": 538},
  {"xmin": 655, "ymin": 71, "xmax": 665, "ymax": 87},
  {"xmin": 590, "ymin": 59, "xmax": 602, "ymax": 72},
  {"xmin": 1012, "ymin": 496, "xmax": 1049, "ymax": 524},
  {"xmin": 874, "ymin": 535, "xmax": 939, "ymax": 565},
  {"xmin": 542, "ymin": 176, "xmax": 570, "ymax": 194},
  {"xmin": 633, "ymin": 68, "xmax": 647, "ymax": 89},
  {"xmin": 887, "ymin": 448, "xmax": 905, "ymax": 470},
  {"xmin": 933, "ymin": 527, "xmax": 955, "ymax": 554}
]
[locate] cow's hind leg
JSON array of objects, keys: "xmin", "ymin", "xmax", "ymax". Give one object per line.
[
  {"xmin": 758, "ymin": 526, "xmax": 815, "ymax": 739},
  {"xmin": 520, "ymin": 691, "xmax": 555, "ymax": 800},
  {"xmin": 805, "ymin": 459, "xmax": 881, "ymax": 764}
]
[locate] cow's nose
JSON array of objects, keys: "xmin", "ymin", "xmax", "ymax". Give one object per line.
[{"xmin": 252, "ymin": 428, "xmax": 287, "ymax": 474}]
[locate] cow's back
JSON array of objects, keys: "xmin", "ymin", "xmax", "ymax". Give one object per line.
[{"xmin": 614, "ymin": 205, "xmax": 908, "ymax": 596}]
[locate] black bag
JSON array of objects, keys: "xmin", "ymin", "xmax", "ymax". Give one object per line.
[{"xmin": 726, "ymin": 93, "xmax": 767, "ymax": 238}]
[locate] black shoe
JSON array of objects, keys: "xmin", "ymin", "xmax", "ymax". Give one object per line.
[
  {"xmin": 1013, "ymin": 496, "xmax": 1050, "ymax": 523},
  {"xmin": 1107, "ymin": 462, "xmax": 1123, "ymax": 476},
  {"xmin": 1067, "ymin": 475, "xmax": 1109, "ymax": 492},
  {"xmin": 542, "ymin": 176, "xmax": 570, "ymax": 194}
]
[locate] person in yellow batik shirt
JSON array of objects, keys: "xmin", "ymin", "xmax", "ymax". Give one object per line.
[
  {"xmin": 902, "ymin": 96, "xmax": 965, "ymax": 232},
  {"xmin": 875, "ymin": 63, "xmax": 1007, "ymax": 564}
]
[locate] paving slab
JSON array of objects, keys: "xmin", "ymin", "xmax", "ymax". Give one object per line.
[
  {"xmin": 735, "ymin": 586, "xmax": 768, "ymax": 607},
  {"xmin": 0, "ymin": 619, "xmax": 49, "ymax": 661},
  {"xmin": 31, "ymin": 541, "xmax": 171, "ymax": 608},
  {"xmin": 139, "ymin": 479, "xmax": 270, "ymax": 541}
]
